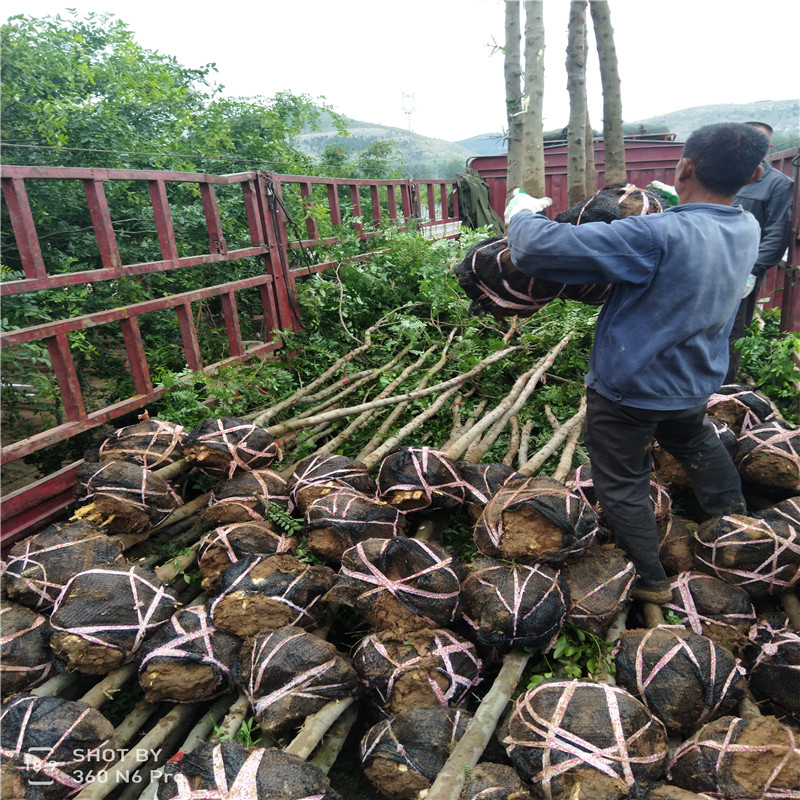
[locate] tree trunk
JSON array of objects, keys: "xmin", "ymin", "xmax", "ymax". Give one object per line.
[
  {"xmin": 584, "ymin": 108, "xmax": 596, "ymax": 196},
  {"xmin": 590, "ymin": 0, "xmax": 626, "ymax": 184},
  {"xmin": 504, "ymin": 0, "xmax": 524, "ymax": 199},
  {"xmin": 520, "ymin": 0, "xmax": 546, "ymax": 197},
  {"xmin": 565, "ymin": 1, "xmax": 588, "ymax": 205}
]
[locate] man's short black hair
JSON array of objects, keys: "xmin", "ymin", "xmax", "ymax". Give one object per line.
[{"xmin": 682, "ymin": 122, "xmax": 770, "ymax": 196}]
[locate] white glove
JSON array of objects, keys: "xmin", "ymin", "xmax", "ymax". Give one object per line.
[
  {"xmin": 741, "ymin": 274, "xmax": 757, "ymax": 299},
  {"xmin": 504, "ymin": 189, "xmax": 553, "ymax": 225}
]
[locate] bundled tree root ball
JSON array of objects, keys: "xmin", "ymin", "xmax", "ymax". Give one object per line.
[
  {"xmin": 352, "ymin": 627, "xmax": 481, "ymax": 714},
  {"xmin": 138, "ymin": 604, "xmax": 241, "ymax": 703},
  {"xmin": 555, "ymin": 183, "xmax": 664, "ymax": 225},
  {"xmin": 196, "ymin": 520, "xmax": 297, "ymax": 593},
  {"xmin": 183, "ymin": 416, "xmax": 282, "ymax": 479},
  {"xmin": 692, "ymin": 513, "xmax": 800, "ymax": 597},
  {"xmin": 759, "ymin": 495, "xmax": 800, "ymax": 542},
  {"xmin": 197, "ymin": 469, "xmax": 292, "ymax": 529},
  {"xmin": 614, "ymin": 627, "xmax": 744, "ymax": 736},
  {"xmin": 0, "ymin": 601, "xmax": 54, "ymax": 697},
  {"xmin": 49, "ymin": 564, "xmax": 178, "ymax": 674},
  {"xmin": 1, "ymin": 694, "xmax": 115, "ymax": 798},
  {"xmin": 667, "ymin": 715, "xmax": 800, "ymax": 798},
  {"xmin": 457, "ymin": 461, "xmax": 524, "ymax": 522},
  {"xmin": 561, "ymin": 544, "xmax": 635, "ymax": 639},
  {"xmin": 73, "ymin": 461, "xmax": 182, "ymax": 537},
  {"xmin": 377, "ymin": 446, "xmax": 468, "ymax": 516},
  {"xmin": 657, "ymin": 515, "xmax": 698, "ymax": 576},
  {"xmin": 746, "ymin": 620, "xmax": 800, "ymax": 720},
  {"xmin": 288, "ymin": 453, "xmax": 377, "ymax": 514},
  {"xmin": 663, "ymin": 572, "xmax": 756, "ymax": 654},
  {"xmin": 235, "ymin": 625, "xmax": 360, "ymax": 736},
  {"xmin": 2, "ymin": 519, "xmax": 125, "ymax": 610},
  {"xmin": 706, "ymin": 384, "xmax": 774, "ymax": 436},
  {"xmin": 324, "ymin": 537, "xmax": 463, "ymax": 631},
  {"xmin": 210, "ymin": 553, "xmax": 335, "ymax": 637},
  {"xmin": 459, "ymin": 762, "xmax": 535, "ymax": 800},
  {"xmin": 474, "ymin": 476, "xmax": 600, "ymax": 565},
  {"xmin": 304, "ymin": 487, "xmax": 408, "ymax": 563},
  {"xmin": 735, "ymin": 420, "xmax": 800, "ymax": 492},
  {"xmin": 361, "ymin": 705, "xmax": 472, "ymax": 800},
  {"xmin": 460, "ymin": 557, "xmax": 569, "ymax": 655},
  {"xmin": 97, "ymin": 413, "xmax": 187, "ymax": 469},
  {"xmin": 504, "ymin": 680, "xmax": 668, "ymax": 800},
  {"xmin": 155, "ymin": 740, "xmax": 342, "ymax": 800}
]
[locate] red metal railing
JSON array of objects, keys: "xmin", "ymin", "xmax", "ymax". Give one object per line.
[{"xmin": 0, "ymin": 166, "xmax": 459, "ymax": 544}]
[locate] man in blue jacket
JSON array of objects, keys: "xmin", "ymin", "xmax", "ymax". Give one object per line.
[{"xmin": 505, "ymin": 122, "xmax": 769, "ymax": 603}]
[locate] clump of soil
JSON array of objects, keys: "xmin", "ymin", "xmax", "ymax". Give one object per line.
[
  {"xmin": 746, "ymin": 620, "xmax": 800, "ymax": 720},
  {"xmin": 735, "ymin": 420, "xmax": 800, "ymax": 491},
  {"xmin": 657, "ymin": 515, "xmax": 698, "ymax": 576},
  {"xmin": 460, "ymin": 762, "xmax": 535, "ymax": 800},
  {"xmin": 288, "ymin": 453, "xmax": 377, "ymax": 514},
  {"xmin": 210, "ymin": 553, "xmax": 335, "ymax": 637},
  {"xmin": 353, "ymin": 627, "xmax": 481, "ymax": 714},
  {"xmin": 196, "ymin": 469, "xmax": 292, "ymax": 529},
  {"xmin": 707, "ymin": 385, "xmax": 774, "ymax": 435},
  {"xmin": 0, "ymin": 601, "xmax": 54, "ymax": 697},
  {"xmin": 97, "ymin": 415, "xmax": 187, "ymax": 469}
]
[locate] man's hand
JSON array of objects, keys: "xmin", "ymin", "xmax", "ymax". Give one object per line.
[
  {"xmin": 741, "ymin": 274, "xmax": 757, "ymax": 299},
  {"xmin": 504, "ymin": 189, "xmax": 552, "ymax": 225}
]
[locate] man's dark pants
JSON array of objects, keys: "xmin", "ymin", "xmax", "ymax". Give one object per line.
[{"xmin": 583, "ymin": 388, "xmax": 747, "ymax": 584}]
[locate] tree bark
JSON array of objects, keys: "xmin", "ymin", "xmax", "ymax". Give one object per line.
[
  {"xmin": 590, "ymin": 0, "xmax": 626, "ymax": 184},
  {"xmin": 520, "ymin": 0, "xmax": 546, "ymax": 197},
  {"xmin": 565, "ymin": 1, "xmax": 589, "ymax": 205},
  {"xmin": 504, "ymin": 0, "xmax": 524, "ymax": 199}
]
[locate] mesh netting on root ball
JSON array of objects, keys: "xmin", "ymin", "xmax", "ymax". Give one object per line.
[
  {"xmin": 197, "ymin": 469, "xmax": 292, "ymax": 529},
  {"xmin": 474, "ymin": 476, "xmax": 600, "ymax": 564},
  {"xmin": 746, "ymin": 620, "xmax": 800, "ymax": 720},
  {"xmin": 657, "ymin": 515, "xmax": 698, "ymax": 576},
  {"xmin": 288, "ymin": 453, "xmax": 377, "ymax": 514},
  {"xmin": 663, "ymin": 571, "xmax": 756, "ymax": 655},
  {"xmin": 735, "ymin": 420, "xmax": 800, "ymax": 492},
  {"xmin": 504, "ymin": 680, "xmax": 668, "ymax": 800},
  {"xmin": 324, "ymin": 537, "xmax": 463, "ymax": 632},
  {"xmin": 73, "ymin": 461, "xmax": 182, "ymax": 537},
  {"xmin": 706, "ymin": 384, "xmax": 774, "ymax": 436},
  {"xmin": 0, "ymin": 601, "xmax": 54, "ymax": 697},
  {"xmin": 234, "ymin": 625, "xmax": 361, "ymax": 737},
  {"xmin": 460, "ymin": 762, "xmax": 535, "ymax": 800},
  {"xmin": 376, "ymin": 446, "xmax": 467, "ymax": 516},
  {"xmin": 196, "ymin": 520, "xmax": 297, "ymax": 594},
  {"xmin": 361, "ymin": 705, "xmax": 472, "ymax": 800},
  {"xmin": 138, "ymin": 603, "xmax": 241, "ymax": 704},
  {"xmin": 97, "ymin": 415, "xmax": 187, "ymax": 469},
  {"xmin": 2, "ymin": 519, "xmax": 125, "ymax": 610},
  {"xmin": 692, "ymin": 513, "xmax": 800, "ymax": 597},
  {"xmin": 667, "ymin": 715, "xmax": 800, "ymax": 798},
  {"xmin": 183, "ymin": 417, "xmax": 282, "ymax": 479},
  {"xmin": 561, "ymin": 543, "xmax": 635, "ymax": 639},
  {"xmin": 49, "ymin": 564, "xmax": 178, "ymax": 674},
  {"xmin": 614, "ymin": 627, "xmax": 744, "ymax": 737},
  {"xmin": 457, "ymin": 461, "xmax": 524, "ymax": 522},
  {"xmin": 460, "ymin": 557, "xmax": 569, "ymax": 655},
  {"xmin": 555, "ymin": 184, "xmax": 664, "ymax": 225},
  {"xmin": 303, "ymin": 487, "xmax": 408, "ymax": 563},
  {"xmin": 0, "ymin": 694, "xmax": 115, "ymax": 799},
  {"xmin": 210, "ymin": 553, "xmax": 335, "ymax": 637},
  {"xmin": 352, "ymin": 627, "xmax": 481, "ymax": 714},
  {"xmin": 155, "ymin": 740, "xmax": 342, "ymax": 800}
]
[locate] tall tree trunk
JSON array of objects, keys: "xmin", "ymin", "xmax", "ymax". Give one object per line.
[
  {"xmin": 590, "ymin": 0, "xmax": 626, "ymax": 184},
  {"xmin": 565, "ymin": 0, "xmax": 588, "ymax": 205},
  {"xmin": 520, "ymin": 0, "xmax": 546, "ymax": 197},
  {"xmin": 584, "ymin": 108, "xmax": 596, "ymax": 195},
  {"xmin": 504, "ymin": 0, "xmax": 524, "ymax": 200}
]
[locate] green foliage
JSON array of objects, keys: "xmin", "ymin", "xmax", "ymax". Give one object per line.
[
  {"xmin": 526, "ymin": 623, "xmax": 616, "ymax": 687},
  {"xmin": 264, "ymin": 502, "xmax": 303, "ymax": 537}
]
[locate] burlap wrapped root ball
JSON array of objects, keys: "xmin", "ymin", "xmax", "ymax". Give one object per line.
[
  {"xmin": 1, "ymin": 694, "xmax": 115, "ymax": 799},
  {"xmin": 460, "ymin": 557, "xmax": 569, "ymax": 655},
  {"xmin": 196, "ymin": 469, "xmax": 292, "ymax": 529},
  {"xmin": 474, "ymin": 476, "xmax": 600, "ymax": 565},
  {"xmin": 561, "ymin": 543, "xmax": 635, "ymax": 639},
  {"xmin": 361, "ymin": 705, "xmax": 472, "ymax": 800},
  {"xmin": 97, "ymin": 414, "xmax": 187, "ymax": 469},
  {"xmin": 555, "ymin": 183, "xmax": 665, "ymax": 225},
  {"xmin": 706, "ymin": 384, "xmax": 774, "ymax": 436},
  {"xmin": 183, "ymin": 416, "xmax": 282, "ymax": 479},
  {"xmin": 735, "ymin": 419, "xmax": 800, "ymax": 493},
  {"xmin": 504, "ymin": 680, "xmax": 668, "ymax": 800},
  {"xmin": 138, "ymin": 604, "xmax": 241, "ymax": 704},
  {"xmin": 668, "ymin": 715, "xmax": 800, "ymax": 798},
  {"xmin": 2, "ymin": 519, "xmax": 125, "ymax": 610},
  {"xmin": 324, "ymin": 536, "xmax": 463, "ymax": 632},
  {"xmin": 692, "ymin": 513, "xmax": 800, "ymax": 597},
  {"xmin": 614, "ymin": 627, "xmax": 745, "ymax": 736},
  {"xmin": 288, "ymin": 453, "xmax": 377, "ymax": 514},
  {"xmin": 663, "ymin": 571, "xmax": 756, "ymax": 655},
  {"xmin": 196, "ymin": 520, "xmax": 297, "ymax": 594},
  {"xmin": 457, "ymin": 461, "xmax": 524, "ymax": 522},
  {"xmin": 155, "ymin": 740, "xmax": 342, "ymax": 800},
  {"xmin": 49, "ymin": 564, "xmax": 179, "ymax": 674},
  {"xmin": 210, "ymin": 553, "xmax": 335, "ymax": 637},
  {"xmin": 235, "ymin": 625, "xmax": 360, "ymax": 737},
  {"xmin": 459, "ymin": 762, "xmax": 535, "ymax": 800},
  {"xmin": 303, "ymin": 486, "xmax": 408, "ymax": 563},
  {"xmin": 73, "ymin": 461, "xmax": 182, "ymax": 538},
  {"xmin": 0, "ymin": 601, "xmax": 54, "ymax": 697},
  {"xmin": 353, "ymin": 627, "xmax": 481, "ymax": 714},
  {"xmin": 746, "ymin": 620, "xmax": 800, "ymax": 720}
]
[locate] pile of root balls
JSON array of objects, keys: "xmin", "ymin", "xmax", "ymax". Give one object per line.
[{"xmin": 2, "ymin": 376, "xmax": 800, "ymax": 800}]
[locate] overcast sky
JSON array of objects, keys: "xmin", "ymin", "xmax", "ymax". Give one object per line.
[{"xmin": 5, "ymin": 0, "xmax": 799, "ymax": 143}]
